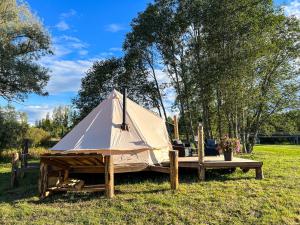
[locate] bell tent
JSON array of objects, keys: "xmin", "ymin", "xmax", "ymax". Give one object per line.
[{"xmin": 51, "ymin": 90, "xmax": 171, "ymax": 165}]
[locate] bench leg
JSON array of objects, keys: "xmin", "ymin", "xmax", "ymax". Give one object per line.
[
  {"xmin": 198, "ymin": 165, "xmax": 205, "ymax": 181},
  {"xmin": 255, "ymin": 167, "xmax": 264, "ymax": 180}
]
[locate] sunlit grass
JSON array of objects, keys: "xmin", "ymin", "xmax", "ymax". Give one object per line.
[{"xmin": 0, "ymin": 145, "xmax": 299, "ymax": 224}]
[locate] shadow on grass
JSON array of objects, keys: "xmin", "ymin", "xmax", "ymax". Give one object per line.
[
  {"xmin": 0, "ymin": 167, "xmax": 256, "ymax": 204},
  {"xmin": 0, "ymin": 170, "xmax": 39, "ymax": 203}
]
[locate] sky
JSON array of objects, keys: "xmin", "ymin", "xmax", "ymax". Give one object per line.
[{"xmin": 1, "ymin": 0, "xmax": 299, "ymax": 124}]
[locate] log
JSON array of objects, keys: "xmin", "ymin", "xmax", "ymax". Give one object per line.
[
  {"xmin": 169, "ymin": 150, "xmax": 178, "ymax": 190},
  {"xmin": 11, "ymin": 152, "xmax": 19, "ymax": 188},
  {"xmin": 105, "ymin": 155, "xmax": 114, "ymax": 198},
  {"xmin": 173, "ymin": 115, "xmax": 179, "ymax": 140}
]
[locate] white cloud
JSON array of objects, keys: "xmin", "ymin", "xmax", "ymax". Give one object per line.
[
  {"xmin": 55, "ymin": 21, "xmax": 70, "ymax": 31},
  {"xmin": 283, "ymin": 0, "xmax": 300, "ymax": 19},
  {"xmin": 79, "ymin": 50, "xmax": 88, "ymax": 56},
  {"xmin": 105, "ymin": 23, "xmax": 126, "ymax": 32},
  {"xmin": 41, "ymin": 58, "xmax": 94, "ymax": 93},
  {"xmin": 59, "ymin": 35, "xmax": 81, "ymax": 42},
  {"xmin": 52, "ymin": 35, "xmax": 89, "ymax": 56},
  {"xmin": 154, "ymin": 69, "xmax": 170, "ymax": 84},
  {"xmin": 21, "ymin": 105, "xmax": 55, "ymax": 125},
  {"xmin": 38, "ymin": 35, "xmax": 98, "ymax": 94},
  {"xmin": 60, "ymin": 9, "xmax": 77, "ymax": 19}
]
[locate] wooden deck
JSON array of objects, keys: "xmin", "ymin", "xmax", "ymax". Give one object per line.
[
  {"xmin": 37, "ymin": 151, "xmax": 179, "ymax": 199},
  {"xmin": 163, "ymin": 156, "xmax": 262, "ymax": 168},
  {"xmin": 162, "ymin": 155, "xmax": 263, "ymax": 180}
]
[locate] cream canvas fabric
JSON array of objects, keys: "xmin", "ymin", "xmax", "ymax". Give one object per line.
[{"xmin": 51, "ymin": 90, "xmax": 171, "ymax": 165}]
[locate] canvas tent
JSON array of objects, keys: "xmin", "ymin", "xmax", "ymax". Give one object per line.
[{"xmin": 51, "ymin": 90, "xmax": 171, "ymax": 165}]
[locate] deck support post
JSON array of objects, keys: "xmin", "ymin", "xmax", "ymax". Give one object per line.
[
  {"xmin": 39, "ymin": 161, "xmax": 49, "ymax": 199},
  {"xmin": 173, "ymin": 115, "xmax": 179, "ymax": 140},
  {"xmin": 198, "ymin": 165, "xmax": 205, "ymax": 181},
  {"xmin": 197, "ymin": 123, "xmax": 205, "ymax": 181},
  {"xmin": 169, "ymin": 150, "xmax": 178, "ymax": 190},
  {"xmin": 197, "ymin": 123, "xmax": 204, "ymax": 164},
  {"xmin": 11, "ymin": 152, "xmax": 19, "ymax": 188},
  {"xmin": 255, "ymin": 167, "xmax": 264, "ymax": 180},
  {"xmin": 105, "ymin": 155, "xmax": 114, "ymax": 198}
]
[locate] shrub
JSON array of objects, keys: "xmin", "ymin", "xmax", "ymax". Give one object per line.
[
  {"xmin": 0, "ymin": 147, "xmax": 50, "ymax": 161},
  {"xmin": 25, "ymin": 127, "xmax": 51, "ymax": 147}
]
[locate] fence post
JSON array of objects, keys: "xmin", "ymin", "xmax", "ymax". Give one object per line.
[
  {"xmin": 11, "ymin": 152, "xmax": 19, "ymax": 188},
  {"xmin": 105, "ymin": 155, "xmax": 114, "ymax": 198},
  {"xmin": 39, "ymin": 161, "xmax": 49, "ymax": 199},
  {"xmin": 169, "ymin": 150, "xmax": 179, "ymax": 190},
  {"xmin": 22, "ymin": 139, "xmax": 29, "ymax": 168},
  {"xmin": 198, "ymin": 123, "xmax": 205, "ymax": 181}
]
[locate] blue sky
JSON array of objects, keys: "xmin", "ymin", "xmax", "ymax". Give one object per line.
[{"xmin": 1, "ymin": 0, "xmax": 299, "ymax": 124}]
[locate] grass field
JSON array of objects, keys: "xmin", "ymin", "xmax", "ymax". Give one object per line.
[{"xmin": 0, "ymin": 145, "xmax": 299, "ymax": 225}]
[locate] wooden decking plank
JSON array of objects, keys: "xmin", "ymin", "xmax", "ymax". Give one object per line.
[{"xmin": 148, "ymin": 165, "xmax": 170, "ymax": 173}]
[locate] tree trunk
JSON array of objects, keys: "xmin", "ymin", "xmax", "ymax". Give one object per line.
[
  {"xmin": 147, "ymin": 56, "xmax": 168, "ymax": 122},
  {"xmin": 216, "ymin": 87, "xmax": 223, "ymax": 139},
  {"xmin": 169, "ymin": 56, "xmax": 190, "ymax": 142}
]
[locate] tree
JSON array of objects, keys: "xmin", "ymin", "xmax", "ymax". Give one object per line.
[
  {"xmin": 0, "ymin": 0, "xmax": 51, "ymax": 101},
  {"xmin": 36, "ymin": 106, "xmax": 72, "ymax": 138},
  {"xmin": 125, "ymin": 1, "xmax": 196, "ymax": 141},
  {"xmin": 25, "ymin": 127, "xmax": 50, "ymax": 147},
  {"xmin": 0, "ymin": 105, "xmax": 28, "ymax": 149},
  {"xmin": 124, "ymin": 0, "xmax": 299, "ymax": 152},
  {"xmin": 73, "ymin": 57, "xmax": 160, "ymax": 120},
  {"xmin": 52, "ymin": 106, "xmax": 70, "ymax": 137}
]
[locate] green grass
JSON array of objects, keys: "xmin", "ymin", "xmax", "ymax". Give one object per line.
[{"xmin": 0, "ymin": 145, "xmax": 299, "ymax": 225}]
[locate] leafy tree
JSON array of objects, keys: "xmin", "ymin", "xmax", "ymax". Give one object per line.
[
  {"xmin": 125, "ymin": 0, "xmax": 299, "ymax": 152},
  {"xmin": 73, "ymin": 57, "xmax": 161, "ymax": 120},
  {"xmin": 25, "ymin": 127, "xmax": 50, "ymax": 147},
  {"xmin": 0, "ymin": 0, "xmax": 51, "ymax": 101},
  {"xmin": 36, "ymin": 106, "xmax": 72, "ymax": 138},
  {"xmin": 52, "ymin": 106, "xmax": 70, "ymax": 137},
  {"xmin": 0, "ymin": 105, "xmax": 28, "ymax": 149}
]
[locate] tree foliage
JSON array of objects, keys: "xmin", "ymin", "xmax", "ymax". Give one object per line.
[
  {"xmin": 0, "ymin": 0, "xmax": 51, "ymax": 101},
  {"xmin": 123, "ymin": 0, "xmax": 299, "ymax": 151},
  {"xmin": 25, "ymin": 127, "xmax": 51, "ymax": 147},
  {"xmin": 36, "ymin": 106, "xmax": 71, "ymax": 138},
  {"xmin": 73, "ymin": 57, "xmax": 161, "ymax": 120},
  {"xmin": 0, "ymin": 105, "xmax": 28, "ymax": 149}
]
